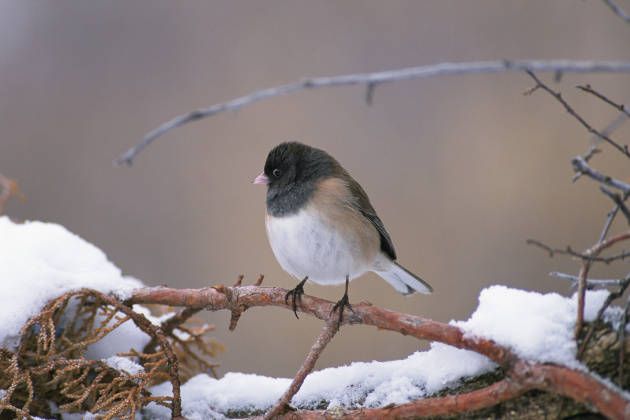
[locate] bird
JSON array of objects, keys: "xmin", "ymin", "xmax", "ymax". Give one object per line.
[{"xmin": 253, "ymin": 142, "xmax": 432, "ymax": 323}]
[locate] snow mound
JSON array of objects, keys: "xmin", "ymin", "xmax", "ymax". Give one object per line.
[
  {"xmin": 145, "ymin": 343, "xmax": 493, "ymax": 418},
  {"xmin": 455, "ymin": 285, "xmax": 609, "ymax": 367},
  {"xmin": 0, "ymin": 216, "xmax": 142, "ymax": 349}
]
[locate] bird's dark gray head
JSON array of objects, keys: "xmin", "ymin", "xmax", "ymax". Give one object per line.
[{"xmin": 256, "ymin": 142, "xmax": 340, "ymax": 216}]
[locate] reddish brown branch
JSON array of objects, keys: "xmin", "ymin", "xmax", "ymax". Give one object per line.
[
  {"xmin": 286, "ymin": 362, "xmax": 630, "ymax": 419},
  {"xmin": 126, "ymin": 285, "xmax": 630, "ymax": 419},
  {"xmin": 265, "ymin": 318, "xmax": 340, "ymax": 419},
  {"xmin": 286, "ymin": 378, "xmax": 528, "ymax": 419},
  {"xmin": 128, "ymin": 285, "xmax": 509, "ymax": 363}
]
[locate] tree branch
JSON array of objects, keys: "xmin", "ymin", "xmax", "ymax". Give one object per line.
[
  {"xmin": 601, "ymin": 0, "xmax": 630, "ymax": 23},
  {"xmin": 571, "ymin": 156, "xmax": 630, "ymax": 194},
  {"xmin": 265, "ymin": 318, "xmax": 339, "ymax": 419},
  {"xmin": 115, "ymin": 60, "xmax": 630, "ymax": 166},
  {"xmin": 577, "ymin": 84, "xmax": 630, "ymax": 118},
  {"xmin": 125, "ymin": 284, "xmax": 630, "ymax": 419}
]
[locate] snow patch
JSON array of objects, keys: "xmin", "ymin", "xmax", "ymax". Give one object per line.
[
  {"xmin": 454, "ymin": 285, "xmax": 609, "ymax": 367},
  {"xmin": 103, "ymin": 356, "xmax": 144, "ymax": 375},
  {"xmin": 0, "ymin": 216, "xmax": 142, "ymax": 350}
]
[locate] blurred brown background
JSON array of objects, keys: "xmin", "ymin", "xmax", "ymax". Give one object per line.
[{"xmin": 1, "ymin": 1, "xmax": 630, "ymax": 377}]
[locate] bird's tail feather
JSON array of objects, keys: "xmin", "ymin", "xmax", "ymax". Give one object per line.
[{"xmin": 376, "ymin": 262, "xmax": 433, "ymax": 295}]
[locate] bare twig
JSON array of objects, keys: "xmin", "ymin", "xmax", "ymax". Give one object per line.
[
  {"xmin": 527, "ymin": 238, "xmax": 630, "ymax": 263},
  {"xmin": 525, "ymin": 71, "xmax": 630, "ymax": 158},
  {"xmin": 571, "ymin": 156, "xmax": 630, "ymax": 194},
  {"xmin": 115, "ymin": 60, "xmax": 630, "ymax": 165},
  {"xmin": 265, "ymin": 318, "xmax": 339, "ymax": 419},
  {"xmin": 598, "ymin": 112, "xmax": 630, "ymax": 142},
  {"xmin": 599, "ymin": 204, "xmax": 621, "ymax": 243},
  {"xmin": 549, "ymin": 271, "xmax": 629, "ymax": 288},
  {"xmin": 600, "ymin": 187, "xmax": 630, "ymax": 225},
  {"xmin": 126, "ymin": 284, "xmax": 630, "ymax": 419},
  {"xmin": 575, "ymin": 231, "xmax": 630, "ymax": 337},
  {"xmin": 601, "ymin": 0, "xmax": 630, "ymax": 23},
  {"xmin": 254, "ymin": 274, "xmax": 265, "ymax": 286},
  {"xmin": 578, "ymin": 84, "xmax": 630, "ymax": 117},
  {"xmin": 619, "ymin": 298, "xmax": 630, "ymax": 384}
]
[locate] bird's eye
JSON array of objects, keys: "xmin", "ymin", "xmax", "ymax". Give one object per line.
[{"xmin": 272, "ymin": 168, "xmax": 282, "ymax": 177}]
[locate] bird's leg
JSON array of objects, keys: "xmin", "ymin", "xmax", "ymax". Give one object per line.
[
  {"xmin": 331, "ymin": 275, "xmax": 354, "ymax": 327},
  {"xmin": 285, "ymin": 276, "xmax": 308, "ymax": 319}
]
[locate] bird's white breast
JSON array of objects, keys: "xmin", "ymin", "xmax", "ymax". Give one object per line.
[{"xmin": 265, "ymin": 206, "xmax": 373, "ymax": 285}]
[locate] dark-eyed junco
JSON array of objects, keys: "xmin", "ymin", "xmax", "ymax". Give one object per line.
[{"xmin": 254, "ymin": 142, "xmax": 432, "ymax": 321}]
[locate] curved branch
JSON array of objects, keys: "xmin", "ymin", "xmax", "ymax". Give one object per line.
[
  {"xmin": 115, "ymin": 59, "xmax": 630, "ymax": 165},
  {"xmin": 125, "ymin": 284, "xmax": 630, "ymax": 419}
]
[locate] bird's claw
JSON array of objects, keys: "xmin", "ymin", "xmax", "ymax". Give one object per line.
[
  {"xmin": 285, "ymin": 277, "xmax": 308, "ymax": 319},
  {"xmin": 331, "ymin": 293, "xmax": 353, "ymax": 327}
]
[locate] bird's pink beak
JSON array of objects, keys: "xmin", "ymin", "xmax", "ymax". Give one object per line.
[{"xmin": 253, "ymin": 172, "xmax": 269, "ymax": 185}]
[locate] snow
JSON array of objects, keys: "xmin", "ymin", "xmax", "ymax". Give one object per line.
[
  {"xmin": 145, "ymin": 342, "xmax": 495, "ymax": 418},
  {"xmin": 0, "ymin": 217, "xmax": 142, "ymax": 350},
  {"xmin": 103, "ymin": 356, "xmax": 145, "ymax": 375},
  {"xmin": 454, "ymin": 285, "xmax": 609, "ymax": 367},
  {"xmin": 0, "ymin": 216, "xmax": 621, "ymax": 418}
]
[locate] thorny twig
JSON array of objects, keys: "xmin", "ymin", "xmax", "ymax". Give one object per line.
[
  {"xmin": 525, "ymin": 71, "xmax": 630, "ymax": 158},
  {"xmin": 115, "ymin": 60, "xmax": 630, "ymax": 165},
  {"xmin": 527, "ymin": 239, "xmax": 630, "ymax": 263},
  {"xmin": 577, "ymin": 84, "xmax": 630, "ymax": 118}
]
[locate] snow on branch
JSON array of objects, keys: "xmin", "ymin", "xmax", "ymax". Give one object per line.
[
  {"xmin": 126, "ymin": 283, "xmax": 630, "ymax": 419},
  {"xmin": 115, "ymin": 59, "xmax": 630, "ymax": 166}
]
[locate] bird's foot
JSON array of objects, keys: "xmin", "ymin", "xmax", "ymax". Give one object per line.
[
  {"xmin": 330, "ymin": 293, "xmax": 353, "ymax": 327},
  {"xmin": 285, "ymin": 276, "xmax": 308, "ymax": 319},
  {"xmin": 331, "ymin": 276, "xmax": 354, "ymax": 328}
]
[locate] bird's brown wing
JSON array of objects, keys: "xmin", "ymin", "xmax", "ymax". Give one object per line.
[{"xmin": 345, "ymin": 177, "xmax": 397, "ymax": 260}]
